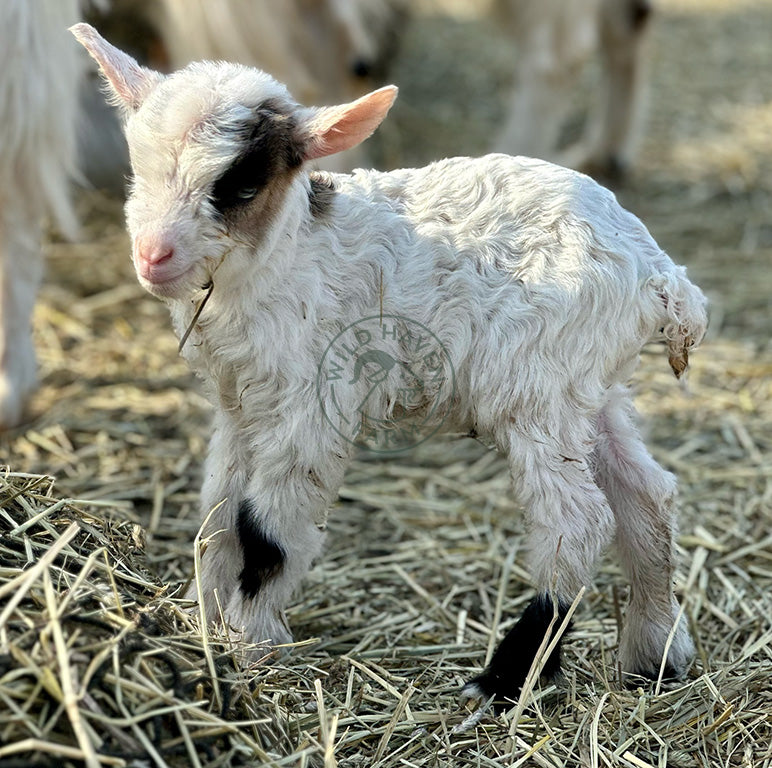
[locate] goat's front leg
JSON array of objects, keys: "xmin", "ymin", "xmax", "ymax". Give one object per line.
[
  {"xmin": 221, "ymin": 485, "xmax": 328, "ymax": 647},
  {"xmin": 594, "ymin": 386, "xmax": 694, "ymax": 683},
  {"xmin": 0, "ymin": 207, "xmax": 44, "ymax": 428},
  {"xmin": 193, "ymin": 418, "xmax": 348, "ymax": 647},
  {"xmin": 464, "ymin": 425, "xmax": 615, "ymax": 703},
  {"xmin": 189, "ymin": 419, "xmax": 249, "ymax": 626}
]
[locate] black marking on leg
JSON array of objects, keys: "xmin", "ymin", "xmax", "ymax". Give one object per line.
[
  {"xmin": 237, "ymin": 500, "xmax": 285, "ymax": 598},
  {"xmin": 464, "ymin": 593, "xmax": 571, "ymax": 705}
]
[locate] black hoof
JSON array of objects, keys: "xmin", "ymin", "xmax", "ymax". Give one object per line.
[
  {"xmin": 461, "ymin": 671, "xmax": 516, "ymax": 707},
  {"xmin": 462, "ymin": 593, "xmax": 572, "ymax": 708}
]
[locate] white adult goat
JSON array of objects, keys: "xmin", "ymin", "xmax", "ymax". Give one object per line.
[{"xmin": 0, "ymin": 0, "xmax": 81, "ymax": 428}]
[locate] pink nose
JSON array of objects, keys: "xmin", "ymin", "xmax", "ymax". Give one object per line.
[
  {"xmin": 134, "ymin": 234, "xmax": 178, "ymax": 283},
  {"xmin": 136, "ymin": 237, "xmax": 174, "ymax": 266}
]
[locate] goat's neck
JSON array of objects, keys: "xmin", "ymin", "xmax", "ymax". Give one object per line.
[{"xmin": 170, "ymin": 205, "xmax": 319, "ymax": 388}]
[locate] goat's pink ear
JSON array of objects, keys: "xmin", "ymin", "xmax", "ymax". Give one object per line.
[
  {"xmin": 304, "ymin": 86, "xmax": 398, "ymax": 160},
  {"xmin": 70, "ymin": 23, "xmax": 162, "ymax": 115}
]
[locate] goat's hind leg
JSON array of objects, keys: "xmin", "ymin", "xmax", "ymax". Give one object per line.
[
  {"xmin": 594, "ymin": 385, "xmax": 694, "ymax": 683},
  {"xmin": 464, "ymin": 426, "xmax": 615, "ymax": 703}
]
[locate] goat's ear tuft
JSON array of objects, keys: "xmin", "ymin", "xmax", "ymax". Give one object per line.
[
  {"xmin": 70, "ymin": 23, "xmax": 162, "ymax": 117},
  {"xmin": 304, "ymin": 86, "xmax": 398, "ymax": 161}
]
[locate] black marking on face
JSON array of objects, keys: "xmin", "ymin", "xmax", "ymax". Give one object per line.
[
  {"xmin": 308, "ymin": 171, "xmax": 337, "ymax": 217},
  {"xmin": 237, "ymin": 499, "xmax": 285, "ymax": 598},
  {"xmin": 465, "ymin": 592, "xmax": 571, "ymax": 706},
  {"xmin": 211, "ymin": 101, "xmax": 305, "ymax": 219}
]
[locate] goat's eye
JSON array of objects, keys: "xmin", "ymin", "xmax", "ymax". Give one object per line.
[{"xmin": 211, "ymin": 149, "xmax": 270, "ymax": 216}]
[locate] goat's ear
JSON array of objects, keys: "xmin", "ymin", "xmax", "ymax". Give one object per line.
[
  {"xmin": 70, "ymin": 23, "xmax": 162, "ymax": 116},
  {"xmin": 304, "ymin": 86, "xmax": 398, "ymax": 160}
]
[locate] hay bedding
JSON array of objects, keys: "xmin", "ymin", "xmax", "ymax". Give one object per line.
[{"xmin": 1, "ymin": 0, "xmax": 772, "ymax": 765}]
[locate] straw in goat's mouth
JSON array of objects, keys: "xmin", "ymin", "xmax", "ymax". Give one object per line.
[
  {"xmin": 177, "ymin": 244, "xmax": 236, "ymax": 353},
  {"xmin": 178, "ymin": 281, "xmax": 214, "ymax": 353}
]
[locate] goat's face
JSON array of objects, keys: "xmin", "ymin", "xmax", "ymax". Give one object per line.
[
  {"xmin": 72, "ymin": 23, "xmax": 397, "ymax": 300},
  {"xmin": 123, "ymin": 65, "xmax": 305, "ymax": 299}
]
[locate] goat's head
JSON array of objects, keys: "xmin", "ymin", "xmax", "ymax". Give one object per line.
[{"xmin": 72, "ymin": 24, "xmax": 397, "ymax": 300}]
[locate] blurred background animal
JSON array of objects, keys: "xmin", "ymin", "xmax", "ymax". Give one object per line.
[
  {"xmin": 492, "ymin": 0, "xmax": 653, "ymax": 180},
  {"xmin": 0, "ymin": 0, "xmax": 82, "ymax": 429}
]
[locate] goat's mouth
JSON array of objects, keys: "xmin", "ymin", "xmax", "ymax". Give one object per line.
[{"xmin": 138, "ymin": 266, "xmax": 197, "ymax": 298}]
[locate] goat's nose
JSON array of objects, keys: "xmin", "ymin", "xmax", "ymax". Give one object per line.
[{"xmin": 135, "ymin": 235, "xmax": 175, "ymax": 266}]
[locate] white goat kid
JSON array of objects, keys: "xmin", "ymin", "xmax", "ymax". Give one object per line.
[{"xmin": 73, "ymin": 24, "xmax": 706, "ymax": 703}]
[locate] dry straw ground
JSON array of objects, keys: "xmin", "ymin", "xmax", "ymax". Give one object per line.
[{"xmin": 1, "ymin": 0, "xmax": 771, "ymax": 765}]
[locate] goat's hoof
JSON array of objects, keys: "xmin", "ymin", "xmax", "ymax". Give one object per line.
[
  {"xmin": 460, "ymin": 671, "xmax": 522, "ymax": 712},
  {"xmin": 621, "ymin": 663, "xmax": 682, "ymax": 690}
]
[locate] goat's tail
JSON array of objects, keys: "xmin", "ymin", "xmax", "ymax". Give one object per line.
[{"xmin": 648, "ymin": 266, "xmax": 708, "ymax": 379}]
